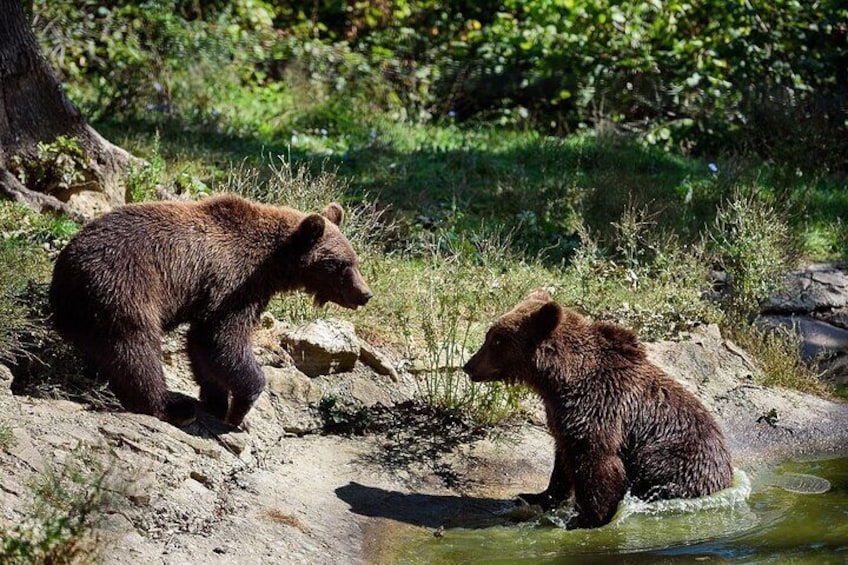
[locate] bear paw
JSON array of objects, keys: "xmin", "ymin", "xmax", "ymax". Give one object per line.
[
  {"xmin": 165, "ymin": 392, "xmax": 198, "ymax": 427},
  {"xmin": 516, "ymin": 491, "xmax": 558, "ymax": 510}
]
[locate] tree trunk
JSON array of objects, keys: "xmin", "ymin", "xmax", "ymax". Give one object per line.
[{"xmin": 0, "ymin": 0, "xmax": 134, "ymax": 219}]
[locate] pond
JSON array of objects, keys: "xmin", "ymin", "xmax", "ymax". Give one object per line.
[{"xmin": 396, "ymin": 455, "xmax": 848, "ymax": 564}]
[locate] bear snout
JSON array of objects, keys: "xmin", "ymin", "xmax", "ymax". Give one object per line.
[{"xmin": 463, "ymin": 354, "xmax": 485, "ymax": 381}]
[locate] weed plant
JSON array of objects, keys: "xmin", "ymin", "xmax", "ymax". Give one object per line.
[
  {"xmin": 1, "ymin": 448, "xmax": 116, "ymax": 564},
  {"xmin": 728, "ymin": 325, "xmax": 829, "ymax": 397}
]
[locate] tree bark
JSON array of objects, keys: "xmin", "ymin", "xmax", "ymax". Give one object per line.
[{"xmin": 0, "ymin": 0, "xmax": 134, "ymax": 218}]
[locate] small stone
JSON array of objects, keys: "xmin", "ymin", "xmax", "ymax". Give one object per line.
[
  {"xmin": 359, "ymin": 341, "xmax": 399, "ymax": 382},
  {"xmin": 190, "ymin": 470, "xmax": 214, "ymax": 488},
  {"xmin": 0, "ymin": 363, "xmax": 13, "ymax": 394}
]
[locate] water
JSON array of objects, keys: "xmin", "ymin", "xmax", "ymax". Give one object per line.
[{"xmin": 396, "ymin": 456, "xmax": 848, "ymax": 564}]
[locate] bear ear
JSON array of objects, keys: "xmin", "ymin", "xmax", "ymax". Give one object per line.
[
  {"xmin": 321, "ymin": 203, "xmax": 344, "ymax": 227},
  {"xmin": 532, "ymin": 301, "xmax": 562, "ymax": 340},
  {"xmin": 525, "ymin": 288, "xmax": 552, "ymax": 302},
  {"xmin": 293, "ymin": 213, "xmax": 326, "ymax": 248}
]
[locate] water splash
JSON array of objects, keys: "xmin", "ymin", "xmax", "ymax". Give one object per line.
[{"xmin": 613, "ymin": 468, "xmax": 752, "ymax": 524}]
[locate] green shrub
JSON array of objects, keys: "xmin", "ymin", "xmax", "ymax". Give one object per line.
[
  {"xmin": 8, "ymin": 136, "xmax": 89, "ymax": 195},
  {"xmin": 565, "ymin": 208, "xmax": 722, "ymax": 340},
  {"xmin": 0, "ymin": 425, "xmax": 15, "ymax": 451},
  {"xmin": 0, "ymin": 204, "xmax": 58, "ymax": 364},
  {"xmin": 708, "ymin": 189, "xmax": 795, "ymax": 323},
  {"xmin": 1, "ymin": 448, "xmax": 115, "ymax": 565}
]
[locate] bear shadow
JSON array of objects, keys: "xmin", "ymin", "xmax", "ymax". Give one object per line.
[{"xmin": 335, "ymin": 481, "xmax": 513, "ymax": 529}]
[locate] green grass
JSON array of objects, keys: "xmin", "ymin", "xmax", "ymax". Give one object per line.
[
  {"xmin": 4, "ymin": 58, "xmax": 845, "ymax": 418},
  {"xmin": 729, "ymin": 325, "xmax": 830, "ymax": 397},
  {"xmin": 0, "ymin": 424, "xmax": 15, "ymax": 451}
]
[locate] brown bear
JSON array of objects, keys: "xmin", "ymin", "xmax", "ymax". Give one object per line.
[
  {"xmin": 50, "ymin": 194, "xmax": 372, "ymax": 427},
  {"xmin": 463, "ymin": 290, "xmax": 733, "ymax": 529}
]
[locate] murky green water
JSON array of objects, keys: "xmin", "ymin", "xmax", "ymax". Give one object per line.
[{"xmin": 397, "ymin": 456, "xmax": 848, "ymax": 564}]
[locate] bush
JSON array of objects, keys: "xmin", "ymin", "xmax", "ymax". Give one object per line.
[
  {"xmin": 35, "ymin": 1, "xmax": 846, "ymax": 167},
  {"xmin": 565, "ymin": 207, "xmax": 722, "ymax": 340},
  {"xmin": 1, "ymin": 448, "xmax": 116, "ymax": 565},
  {"xmin": 708, "ymin": 189, "xmax": 795, "ymax": 323},
  {"xmin": 0, "ymin": 203, "xmax": 63, "ymax": 364}
]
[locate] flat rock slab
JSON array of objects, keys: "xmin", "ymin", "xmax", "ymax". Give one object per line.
[
  {"xmin": 765, "ymin": 264, "xmax": 847, "ymax": 314},
  {"xmin": 757, "ymin": 314, "xmax": 848, "ymax": 362}
]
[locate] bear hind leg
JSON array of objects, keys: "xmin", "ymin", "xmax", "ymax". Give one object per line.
[{"xmin": 97, "ymin": 332, "xmax": 196, "ymax": 426}]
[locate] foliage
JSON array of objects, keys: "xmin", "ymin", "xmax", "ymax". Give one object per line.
[
  {"xmin": 0, "ymin": 203, "xmax": 62, "ymax": 364},
  {"xmin": 34, "ymin": 1, "xmax": 847, "ymax": 168},
  {"xmin": 127, "ymin": 132, "xmax": 165, "ymax": 202},
  {"xmin": 565, "ymin": 208, "xmax": 722, "ymax": 340},
  {"xmin": 0, "ymin": 424, "xmax": 16, "ymax": 451},
  {"xmin": 708, "ymin": 189, "xmax": 795, "ymax": 323},
  {"xmin": 0, "ymin": 448, "xmax": 115, "ymax": 564},
  {"xmin": 319, "ymin": 395, "xmax": 373, "ymax": 436},
  {"xmin": 8, "ymin": 136, "xmax": 89, "ymax": 194}
]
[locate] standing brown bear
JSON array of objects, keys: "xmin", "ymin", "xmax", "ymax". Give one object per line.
[
  {"xmin": 463, "ymin": 290, "xmax": 733, "ymax": 529},
  {"xmin": 50, "ymin": 194, "xmax": 372, "ymax": 427}
]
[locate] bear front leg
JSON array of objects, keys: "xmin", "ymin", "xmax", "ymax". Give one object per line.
[
  {"xmin": 571, "ymin": 453, "xmax": 628, "ymax": 528},
  {"xmin": 187, "ymin": 325, "xmax": 230, "ymax": 420},
  {"xmin": 518, "ymin": 447, "xmax": 573, "ymax": 509},
  {"xmin": 199, "ymin": 319, "xmax": 266, "ymax": 428}
]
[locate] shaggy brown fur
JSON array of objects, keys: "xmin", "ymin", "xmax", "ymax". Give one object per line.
[
  {"xmin": 463, "ymin": 290, "xmax": 733, "ymax": 529},
  {"xmin": 50, "ymin": 194, "xmax": 372, "ymax": 427}
]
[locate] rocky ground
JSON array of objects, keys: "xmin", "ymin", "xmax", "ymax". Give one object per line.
[{"xmin": 2, "ymin": 268, "xmax": 848, "ymax": 564}]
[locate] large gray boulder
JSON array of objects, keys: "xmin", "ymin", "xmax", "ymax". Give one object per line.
[{"xmin": 759, "ymin": 263, "xmax": 848, "ymax": 384}]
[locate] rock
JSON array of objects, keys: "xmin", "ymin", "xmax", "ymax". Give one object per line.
[
  {"xmin": 756, "ymin": 315, "xmax": 848, "ymax": 362},
  {"xmin": 647, "ymin": 324, "xmax": 848, "ymax": 462},
  {"xmin": 817, "ymin": 352, "xmax": 848, "ymax": 385},
  {"xmin": 349, "ymin": 377, "xmax": 393, "ymax": 408},
  {"xmin": 764, "ymin": 264, "xmax": 847, "ymax": 314},
  {"xmin": 0, "ymin": 363, "xmax": 12, "ymax": 394},
  {"xmin": 9, "ymin": 428, "xmax": 47, "ymax": 473},
  {"xmin": 359, "ymin": 341, "xmax": 399, "ymax": 382},
  {"xmin": 67, "ymin": 189, "xmax": 112, "ymax": 218},
  {"xmin": 262, "ymin": 366, "xmax": 322, "ymax": 434},
  {"xmin": 281, "ymin": 319, "xmax": 360, "ymax": 377},
  {"xmin": 265, "ymin": 366, "xmax": 322, "ymax": 404},
  {"xmin": 219, "ymin": 431, "xmax": 252, "ymax": 458},
  {"xmin": 124, "ymin": 471, "xmax": 158, "ymax": 506},
  {"xmin": 758, "ymin": 264, "xmax": 848, "ymax": 384}
]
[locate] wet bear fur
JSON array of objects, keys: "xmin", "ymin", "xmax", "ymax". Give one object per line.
[{"xmin": 463, "ymin": 290, "xmax": 733, "ymax": 528}]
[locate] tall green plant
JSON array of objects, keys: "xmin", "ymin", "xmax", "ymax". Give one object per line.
[{"xmin": 709, "ymin": 189, "xmax": 794, "ymax": 322}]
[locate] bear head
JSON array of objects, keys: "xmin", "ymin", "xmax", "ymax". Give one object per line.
[
  {"xmin": 463, "ymin": 289, "xmax": 563, "ymax": 384},
  {"xmin": 292, "ymin": 203, "xmax": 373, "ymax": 310}
]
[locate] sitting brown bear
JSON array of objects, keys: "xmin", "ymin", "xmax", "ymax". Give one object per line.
[
  {"xmin": 50, "ymin": 194, "xmax": 372, "ymax": 427},
  {"xmin": 463, "ymin": 290, "xmax": 733, "ymax": 528}
]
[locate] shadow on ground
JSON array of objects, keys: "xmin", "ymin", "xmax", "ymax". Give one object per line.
[{"xmin": 335, "ymin": 481, "xmax": 512, "ymax": 529}]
